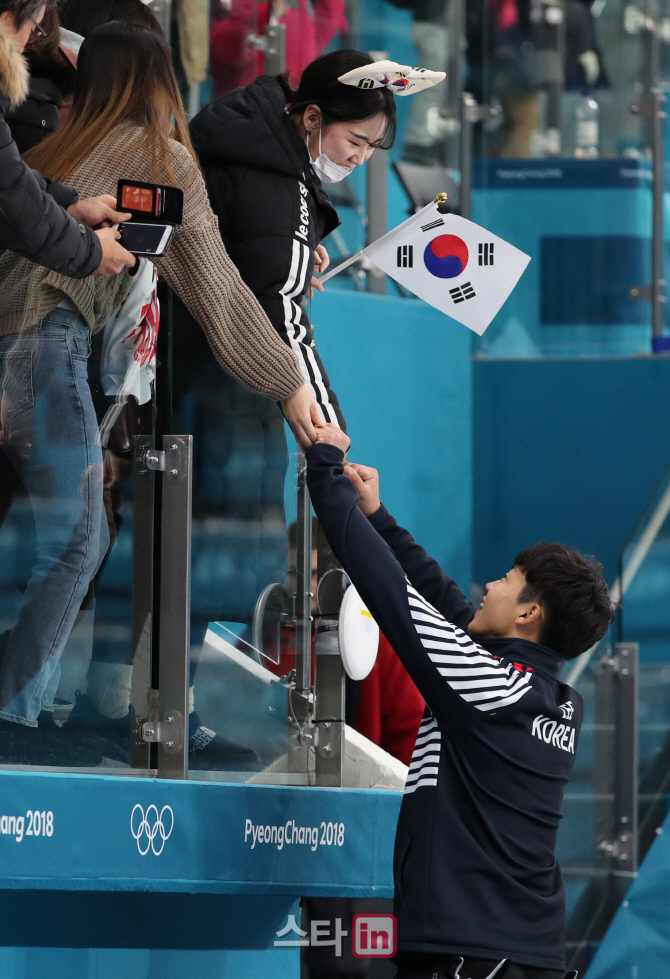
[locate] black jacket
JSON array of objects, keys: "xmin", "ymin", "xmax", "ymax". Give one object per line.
[
  {"xmin": 6, "ymin": 49, "xmax": 76, "ymax": 154},
  {"xmin": 0, "ymin": 27, "xmax": 101, "ymax": 278},
  {"xmin": 190, "ymin": 76, "xmax": 345, "ymax": 428},
  {"xmin": 306, "ymin": 443, "xmax": 583, "ymax": 971}
]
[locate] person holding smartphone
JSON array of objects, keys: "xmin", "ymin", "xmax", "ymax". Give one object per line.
[
  {"xmin": 0, "ymin": 1, "xmax": 135, "ymax": 279},
  {"xmin": 0, "ymin": 20, "xmax": 318, "ymax": 765}
]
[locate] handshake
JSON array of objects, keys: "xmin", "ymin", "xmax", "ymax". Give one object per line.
[{"xmin": 314, "ymin": 423, "xmax": 381, "ymax": 517}]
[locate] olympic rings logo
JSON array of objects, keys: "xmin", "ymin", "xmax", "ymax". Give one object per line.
[{"xmin": 130, "ymin": 804, "xmax": 174, "ymax": 856}]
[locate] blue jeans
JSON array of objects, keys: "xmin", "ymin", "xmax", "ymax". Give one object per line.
[{"xmin": 0, "ymin": 309, "xmax": 108, "ymax": 725}]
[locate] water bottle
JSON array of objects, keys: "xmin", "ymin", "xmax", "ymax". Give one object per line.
[{"xmin": 575, "ymin": 91, "xmax": 599, "ymax": 159}]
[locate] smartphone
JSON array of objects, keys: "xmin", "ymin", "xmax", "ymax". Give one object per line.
[
  {"xmin": 118, "ymin": 222, "xmax": 175, "ymax": 257},
  {"xmin": 117, "ymin": 180, "xmax": 184, "ymax": 225}
]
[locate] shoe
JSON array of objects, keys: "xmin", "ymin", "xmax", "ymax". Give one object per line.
[
  {"xmin": 188, "ymin": 712, "xmax": 260, "ymax": 772},
  {"xmin": 0, "ymin": 717, "xmax": 103, "ymax": 767},
  {"xmin": 64, "ymin": 692, "xmax": 130, "ymax": 764}
]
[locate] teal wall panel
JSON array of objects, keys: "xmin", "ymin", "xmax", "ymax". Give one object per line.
[
  {"xmin": 473, "ymin": 357, "xmax": 670, "ymax": 587},
  {"xmin": 0, "ymin": 773, "xmax": 400, "ymax": 897},
  {"xmin": 315, "ymin": 289, "xmax": 473, "ymax": 592}
]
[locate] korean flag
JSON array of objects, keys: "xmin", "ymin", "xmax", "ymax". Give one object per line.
[{"xmin": 364, "ymin": 205, "xmax": 531, "ymax": 335}]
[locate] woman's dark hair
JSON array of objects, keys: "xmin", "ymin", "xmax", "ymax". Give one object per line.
[
  {"xmin": 0, "ymin": 0, "xmax": 53, "ymax": 28},
  {"xmin": 25, "ymin": 20, "xmax": 194, "ymax": 182},
  {"xmin": 514, "ymin": 542, "xmax": 614, "ymax": 659},
  {"xmin": 59, "ymin": 0, "xmax": 161, "ymax": 36},
  {"xmin": 25, "ymin": 4, "xmax": 61, "ymax": 58},
  {"xmin": 278, "ymin": 50, "xmax": 397, "ymax": 150}
]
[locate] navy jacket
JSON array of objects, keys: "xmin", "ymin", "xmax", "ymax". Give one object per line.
[{"xmin": 306, "ymin": 443, "xmax": 583, "ymax": 971}]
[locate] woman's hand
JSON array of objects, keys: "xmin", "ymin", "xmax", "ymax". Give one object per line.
[
  {"xmin": 281, "ymin": 384, "xmax": 324, "ymax": 450},
  {"xmin": 307, "ymin": 244, "xmax": 330, "ymax": 299},
  {"xmin": 314, "ymin": 244, "xmax": 329, "ymax": 274}
]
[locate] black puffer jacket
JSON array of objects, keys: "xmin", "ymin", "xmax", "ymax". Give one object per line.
[
  {"xmin": 6, "ymin": 48, "xmax": 76, "ymax": 153},
  {"xmin": 190, "ymin": 75, "xmax": 345, "ymax": 429},
  {"xmin": 0, "ymin": 25, "xmax": 101, "ymax": 277}
]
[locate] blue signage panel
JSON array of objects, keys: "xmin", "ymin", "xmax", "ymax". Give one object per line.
[{"xmin": 0, "ymin": 772, "xmax": 401, "ymax": 897}]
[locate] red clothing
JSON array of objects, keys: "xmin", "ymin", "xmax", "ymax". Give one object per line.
[
  {"xmin": 491, "ymin": 0, "xmax": 518, "ymax": 29},
  {"xmin": 356, "ymin": 633, "xmax": 425, "ymax": 768},
  {"xmin": 210, "ymin": 0, "xmax": 348, "ymax": 97}
]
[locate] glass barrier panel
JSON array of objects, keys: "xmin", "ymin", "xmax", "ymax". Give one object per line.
[
  {"xmin": 0, "ymin": 318, "xmax": 155, "ymax": 775},
  {"xmin": 168, "ymin": 293, "xmax": 313, "ymax": 783},
  {"xmin": 620, "ymin": 463, "xmax": 670, "ymax": 863}
]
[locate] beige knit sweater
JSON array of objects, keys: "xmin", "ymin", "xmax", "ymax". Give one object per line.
[{"xmin": 0, "ymin": 124, "xmax": 305, "ymax": 402}]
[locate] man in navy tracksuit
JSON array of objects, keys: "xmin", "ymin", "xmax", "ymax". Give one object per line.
[{"xmin": 305, "ymin": 425, "xmax": 614, "ymax": 979}]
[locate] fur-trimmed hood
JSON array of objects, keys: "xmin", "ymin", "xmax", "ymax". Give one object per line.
[{"xmin": 0, "ymin": 21, "xmax": 29, "ymax": 110}]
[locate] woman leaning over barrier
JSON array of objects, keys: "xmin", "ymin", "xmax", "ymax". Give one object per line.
[{"xmin": 0, "ymin": 21, "xmax": 318, "ymax": 765}]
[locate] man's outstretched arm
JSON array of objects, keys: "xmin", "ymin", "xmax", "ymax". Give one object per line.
[
  {"xmin": 343, "ymin": 462, "xmax": 475, "ymax": 632},
  {"xmin": 306, "ymin": 432, "xmax": 532, "ymax": 724}
]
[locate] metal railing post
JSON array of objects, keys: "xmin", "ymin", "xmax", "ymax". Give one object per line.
[
  {"xmin": 314, "ymin": 526, "xmax": 346, "ymax": 786},
  {"xmin": 148, "ymin": 0, "xmax": 171, "ymax": 38},
  {"xmin": 367, "ymin": 145, "xmax": 388, "ymax": 294},
  {"xmin": 288, "ymin": 454, "xmax": 314, "ymax": 774},
  {"xmin": 630, "ymin": 73, "xmax": 666, "ymax": 348},
  {"xmin": 247, "ymin": 24, "xmax": 286, "ymax": 77},
  {"xmin": 129, "ymin": 436, "xmax": 156, "ymax": 770},
  {"xmin": 594, "ymin": 643, "xmax": 639, "ymax": 875},
  {"xmin": 137, "ymin": 436, "xmax": 193, "ymax": 779}
]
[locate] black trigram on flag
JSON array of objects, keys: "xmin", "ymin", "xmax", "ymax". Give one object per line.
[
  {"xmin": 479, "ymin": 242, "xmax": 494, "ymax": 266},
  {"xmin": 397, "ymin": 245, "xmax": 413, "ymax": 268},
  {"xmin": 449, "ymin": 282, "xmax": 476, "ymax": 304},
  {"xmin": 421, "ymin": 218, "xmax": 445, "ymax": 232}
]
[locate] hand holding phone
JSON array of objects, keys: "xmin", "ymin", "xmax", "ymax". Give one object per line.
[{"xmin": 115, "ymin": 180, "xmax": 184, "ymax": 257}]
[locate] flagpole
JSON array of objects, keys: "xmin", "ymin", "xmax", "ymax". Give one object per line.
[{"xmin": 317, "ymin": 250, "xmax": 365, "ymax": 284}]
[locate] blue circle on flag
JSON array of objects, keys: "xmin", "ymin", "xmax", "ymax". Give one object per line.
[{"xmin": 423, "ymin": 235, "xmax": 469, "ymax": 278}]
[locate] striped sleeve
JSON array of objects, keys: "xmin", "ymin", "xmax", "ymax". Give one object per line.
[
  {"xmin": 278, "ymin": 238, "xmax": 341, "ymax": 426},
  {"xmin": 404, "ymin": 713, "xmax": 441, "ymax": 795},
  {"xmin": 406, "ymin": 583, "xmax": 532, "ymax": 712}
]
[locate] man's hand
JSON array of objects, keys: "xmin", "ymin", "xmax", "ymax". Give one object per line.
[
  {"xmin": 281, "ymin": 384, "xmax": 324, "ymax": 450},
  {"xmin": 314, "ymin": 421, "xmax": 350, "ymax": 455},
  {"xmin": 93, "ymin": 227, "xmax": 136, "ymax": 277},
  {"xmin": 68, "ymin": 194, "xmax": 132, "ymax": 230},
  {"xmin": 343, "ymin": 462, "xmax": 380, "ymax": 516}
]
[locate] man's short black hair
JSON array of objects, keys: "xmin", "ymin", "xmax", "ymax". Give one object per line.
[{"xmin": 514, "ymin": 542, "xmax": 614, "ymax": 659}]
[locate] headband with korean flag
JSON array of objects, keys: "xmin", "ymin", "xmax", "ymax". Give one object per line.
[{"xmin": 337, "ymin": 59, "xmax": 446, "ymax": 96}]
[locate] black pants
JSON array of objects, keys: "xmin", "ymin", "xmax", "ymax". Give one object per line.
[{"xmin": 393, "ymin": 953, "xmax": 566, "ymax": 979}]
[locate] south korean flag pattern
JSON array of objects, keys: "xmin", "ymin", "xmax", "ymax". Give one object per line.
[{"xmin": 364, "ymin": 207, "xmax": 531, "ymax": 336}]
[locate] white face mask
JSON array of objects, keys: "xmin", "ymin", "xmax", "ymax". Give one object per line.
[{"xmin": 306, "ymin": 127, "xmax": 352, "ymax": 184}]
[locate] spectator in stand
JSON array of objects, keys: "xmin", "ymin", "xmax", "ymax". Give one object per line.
[
  {"xmin": 0, "ymin": 21, "xmax": 319, "ymax": 765},
  {"xmin": 5, "ymin": 4, "xmax": 76, "ymax": 151},
  {"xmin": 58, "ymin": 0, "xmax": 161, "ymax": 37},
  {"xmin": 209, "ymin": 0, "xmax": 347, "ymax": 96},
  {"xmin": 565, "ymin": 0, "xmax": 607, "ymax": 92},
  {"xmin": 385, "ymin": 0, "xmax": 451, "ymax": 166},
  {"xmin": 0, "ymin": 0, "xmax": 135, "ymax": 278},
  {"xmin": 467, "ymin": 0, "xmax": 539, "ymax": 158}
]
